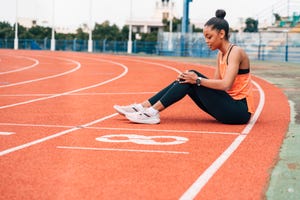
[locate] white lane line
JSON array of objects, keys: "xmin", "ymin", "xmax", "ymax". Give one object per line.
[
  {"xmin": 0, "ymin": 57, "xmax": 81, "ymax": 88},
  {"xmin": 0, "ymin": 132, "xmax": 15, "ymax": 136},
  {"xmin": 0, "ymin": 92, "xmax": 156, "ymax": 97},
  {"xmin": 0, "ymin": 122, "xmax": 73, "ymax": 129},
  {"xmin": 0, "ymin": 56, "xmax": 39, "ymax": 75},
  {"xmin": 179, "ymin": 80, "xmax": 265, "ymax": 200},
  {"xmin": 0, "ymin": 122, "xmax": 240, "ymax": 136},
  {"xmin": 0, "ymin": 58, "xmax": 128, "ymax": 110},
  {"xmin": 57, "ymin": 146, "xmax": 189, "ymax": 155},
  {"xmin": 0, "ymin": 113, "xmax": 118, "ymax": 156},
  {"xmin": 118, "ymin": 56, "xmax": 182, "ymax": 74},
  {"xmin": 88, "ymin": 126, "xmax": 240, "ymax": 135}
]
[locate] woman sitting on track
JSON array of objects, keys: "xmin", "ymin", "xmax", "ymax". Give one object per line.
[{"xmin": 113, "ymin": 9, "xmax": 254, "ymax": 125}]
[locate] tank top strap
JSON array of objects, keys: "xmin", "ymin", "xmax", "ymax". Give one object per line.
[{"xmin": 226, "ymin": 44, "xmax": 235, "ymax": 65}]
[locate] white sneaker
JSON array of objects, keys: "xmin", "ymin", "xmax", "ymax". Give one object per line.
[
  {"xmin": 125, "ymin": 111, "xmax": 160, "ymax": 124},
  {"xmin": 113, "ymin": 104, "xmax": 143, "ymax": 116}
]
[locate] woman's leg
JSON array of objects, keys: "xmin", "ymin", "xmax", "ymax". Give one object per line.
[
  {"xmin": 146, "ymin": 70, "xmax": 251, "ymax": 124},
  {"xmin": 125, "ymin": 70, "xmax": 250, "ymax": 124},
  {"xmin": 187, "ymin": 85, "xmax": 251, "ymax": 124},
  {"xmin": 146, "ymin": 71, "xmax": 209, "ymax": 110}
]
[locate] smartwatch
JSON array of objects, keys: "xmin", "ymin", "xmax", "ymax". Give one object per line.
[{"xmin": 196, "ymin": 77, "xmax": 202, "ymax": 86}]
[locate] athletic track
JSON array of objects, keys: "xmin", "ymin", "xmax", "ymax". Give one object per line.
[{"xmin": 0, "ymin": 50, "xmax": 290, "ymax": 199}]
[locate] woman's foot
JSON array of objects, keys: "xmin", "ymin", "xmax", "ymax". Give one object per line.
[
  {"xmin": 125, "ymin": 108, "xmax": 160, "ymax": 124},
  {"xmin": 113, "ymin": 103, "xmax": 144, "ymax": 116}
]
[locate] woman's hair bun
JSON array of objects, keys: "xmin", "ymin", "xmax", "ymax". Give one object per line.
[{"xmin": 215, "ymin": 9, "xmax": 226, "ymax": 19}]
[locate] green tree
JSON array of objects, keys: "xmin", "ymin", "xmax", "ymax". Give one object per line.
[
  {"xmin": 56, "ymin": 32, "xmax": 75, "ymax": 40},
  {"xmin": 0, "ymin": 22, "xmax": 13, "ymax": 38},
  {"xmin": 139, "ymin": 31, "xmax": 158, "ymax": 42},
  {"xmin": 17, "ymin": 24, "xmax": 31, "ymax": 39},
  {"xmin": 192, "ymin": 24, "xmax": 202, "ymax": 33},
  {"xmin": 244, "ymin": 18, "xmax": 258, "ymax": 32},
  {"xmin": 93, "ymin": 21, "xmax": 121, "ymax": 40},
  {"xmin": 120, "ymin": 25, "xmax": 130, "ymax": 41},
  {"xmin": 162, "ymin": 17, "xmax": 182, "ymax": 32},
  {"xmin": 27, "ymin": 25, "xmax": 52, "ymax": 39},
  {"xmin": 274, "ymin": 13, "xmax": 281, "ymax": 21},
  {"xmin": 0, "ymin": 20, "xmax": 161, "ymax": 42},
  {"xmin": 75, "ymin": 27, "xmax": 88, "ymax": 40}
]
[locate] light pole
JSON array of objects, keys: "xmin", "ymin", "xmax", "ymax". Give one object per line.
[
  {"xmin": 51, "ymin": 0, "xmax": 56, "ymax": 51},
  {"xmin": 88, "ymin": 0, "xmax": 93, "ymax": 52},
  {"xmin": 285, "ymin": 29, "xmax": 289, "ymax": 62},
  {"xmin": 14, "ymin": 0, "xmax": 18, "ymax": 50},
  {"xmin": 169, "ymin": 0, "xmax": 173, "ymax": 33},
  {"xmin": 127, "ymin": 0, "xmax": 133, "ymax": 54},
  {"xmin": 168, "ymin": 0, "xmax": 174, "ymax": 50},
  {"xmin": 180, "ymin": 0, "xmax": 193, "ymax": 56}
]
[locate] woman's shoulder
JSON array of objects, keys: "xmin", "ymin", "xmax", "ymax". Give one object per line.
[
  {"xmin": 231, "ymin": 45, "xmax": 248, "ymax": 59},
  {"xmin": 231, "ymin": 45, "xmax": 250, "ymax": 68},
  {"xmin": 231, "ymin": 45, "xmax": 244, "ymax": 53}
]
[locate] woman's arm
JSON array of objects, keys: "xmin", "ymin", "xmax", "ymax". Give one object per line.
[
  {"xmin": 213, "ymin": 52, "xmax": 221, "ymax": 79},
  {"xmin": 179, "ymin": 47, "xmax": 241, "ymax": 91}
]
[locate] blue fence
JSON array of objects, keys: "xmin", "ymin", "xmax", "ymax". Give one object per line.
[
  {"xmin": 1, "ymin": 31, "xmax": 300, "ymax": 63},
  {"xmin": 0, "ymin": 38, "xmax": 158, "ymax": 54}
]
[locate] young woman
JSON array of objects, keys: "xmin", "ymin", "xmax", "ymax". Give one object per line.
[{"xmin": 113, "ymin": 9, "xmax": 254, "ymax": 124}]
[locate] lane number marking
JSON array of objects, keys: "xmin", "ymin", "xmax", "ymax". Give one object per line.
[{"xmin": 96, "ymin": 134, "xmax": 189, "ymax": 145}]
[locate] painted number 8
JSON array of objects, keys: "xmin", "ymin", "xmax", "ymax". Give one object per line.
[{"xmin": 96, "ymin": 134, "xmax": 188, "ymax": 145}]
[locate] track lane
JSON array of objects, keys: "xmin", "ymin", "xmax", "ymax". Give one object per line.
[
  {"xmin": 0, "ymin": 57, "xmax": 127, "ymax": 109},
  {"xmin": 0, "ymin": 54, "xmax": 39, "ymax": 75}
]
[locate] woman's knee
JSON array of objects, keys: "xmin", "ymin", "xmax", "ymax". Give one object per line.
[{"xmin": 188, "ymin": 70, "xmax": 207, "ymax": 78}]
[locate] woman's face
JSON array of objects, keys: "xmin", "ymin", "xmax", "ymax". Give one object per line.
[{"xmin": 203, "ymin": 26, "xmax": 224, "ymax": 51}]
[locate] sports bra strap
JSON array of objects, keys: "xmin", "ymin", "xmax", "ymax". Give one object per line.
[
  {"xmin": 226, "ymin": 44, "xmax": 235, "ymax": 65},
  {"xmin": 238, "ymin": 68, "xmax": 250, "ymax": 74},
  {"xmin": 227, "ymin": 44, "xmax": 250, "ymax": 75}
]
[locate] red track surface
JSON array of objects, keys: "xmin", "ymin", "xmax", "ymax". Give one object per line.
[{"xmin": 0, "ymin": 50, "xmax": 290, "ymax": 199}]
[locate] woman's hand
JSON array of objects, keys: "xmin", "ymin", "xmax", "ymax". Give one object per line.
[{"xmin": 177, "ymin": 71, "xmax": 198, "ymax": 84}]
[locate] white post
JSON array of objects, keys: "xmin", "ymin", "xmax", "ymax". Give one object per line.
[
  {"xmin": 88, "ymin": 0, "xmax": 93, "ymax": 52},
  {"xmin": 169, "ymin": 0, "xmax": 173, "ymax": 33},
  {"xmin": 168, "ymin": 0, "xmax": 173, "ymax": 50},
  {"xmin": 14, "ymin": 0, "xmax": 18, "ymax": 50},
  {"xmin": 50, "ymin": 0, "xmax": 55, "ymax": 51},
  {"xmin": 287, "ymin": 0, "xmax": 290, "ymax": 17},
  {"xmin": 127, "ymin": 0, "xmax": 133, "ymax": 54}
]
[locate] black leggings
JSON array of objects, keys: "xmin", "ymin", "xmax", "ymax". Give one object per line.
[{"xmin": 148, "ymin": 70, "xmax": 251, "ymax": 124}]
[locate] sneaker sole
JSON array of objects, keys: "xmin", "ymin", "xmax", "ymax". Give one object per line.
[
  {"xmin": 125, "ymin": 115, "xmax": 160, "ymax": 124},
  {"xmin": 113, "ymin": 105, "xmax": 126, "ymax": 116}
]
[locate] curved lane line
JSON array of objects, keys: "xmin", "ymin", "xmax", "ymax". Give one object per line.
[
  {"xmin": 0, "ymin": 58, "xmax": 128, "ymax": 110},
  {"xmin": 0, "ymin": 57, "xmax": 128, "ymax": 156},
  {"xmin": 0, "ymin": 56, "xmax": 39, "ymax": 75},
  {"xmin": 0, "ymin": 57, "xmax": 80, "ymax": 88},
  {"xmin": 180, "ymin": 80, "xmax": 265, "ymax": 199}
]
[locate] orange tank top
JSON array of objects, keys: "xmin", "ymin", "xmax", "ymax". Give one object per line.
[{"xmin": 219, "ymin": 47, "xmax": 255, "ymax": 114}]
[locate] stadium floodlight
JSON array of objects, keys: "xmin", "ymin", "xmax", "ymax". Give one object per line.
[
  {"xmin": 88, "ymin": 0, "xmax": 93, "ymax": 52},
  {"xmin": 14, "ymin": 0, "xmax": 18, "ymax": 50},
  {"xmin": 127, "ymin": 0, "xmax": 133, "ymax": 54},
  {"xmin": 51, "ymin": 0, "xmax": 56, "ymax": 51}
]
